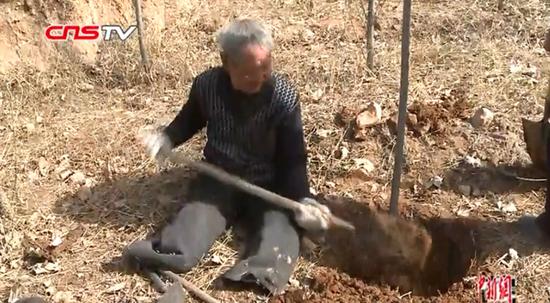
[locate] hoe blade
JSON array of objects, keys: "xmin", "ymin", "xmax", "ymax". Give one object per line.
[{"xmin": 522, "ymin": 117, "xmax": 548, "ymax": 170}]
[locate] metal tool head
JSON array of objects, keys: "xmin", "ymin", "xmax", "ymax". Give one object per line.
[
  {"xmin": 157, "ymin": 283, "xmax": 187, "ymax": 303},
  {"xmin": 522, "ymin": 117, "xmax": 548, "ymax": 170}
]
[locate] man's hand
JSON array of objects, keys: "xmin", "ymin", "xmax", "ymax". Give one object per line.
[
  {"xmin": 139, "ymin": 129, "xmax": 173, "ymax": 163},
  {"xmin": 294, "ymin": 197, "xmax": 332, "ymax": 231}
]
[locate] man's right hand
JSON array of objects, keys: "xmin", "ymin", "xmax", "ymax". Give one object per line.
[{"xmin": 140, "ymin": 130, "xmax": 173, "ymax": 163}]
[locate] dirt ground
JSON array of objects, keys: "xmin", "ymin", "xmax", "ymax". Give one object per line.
[{"xmin": 1, "ymin": 0, "xmax": 550, "ymax": 302}]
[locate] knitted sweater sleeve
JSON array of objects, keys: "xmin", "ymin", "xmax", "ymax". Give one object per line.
[
  {"xmin": 163, "ymin": 78, "xmax": 207, "ymax": 148},
  {"xmin": 273, "ymin": 99, "xmax": 312, "ymax": 201}
]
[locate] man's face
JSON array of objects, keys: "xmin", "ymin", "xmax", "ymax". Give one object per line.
[{"xmin": 224, "ymin": 44, "xmax": 272, "ymax": 95}]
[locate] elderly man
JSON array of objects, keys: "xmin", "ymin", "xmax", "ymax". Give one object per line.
[{"xmin": 136, "ymin": 18, "xmax": 331, "ymax": 295}]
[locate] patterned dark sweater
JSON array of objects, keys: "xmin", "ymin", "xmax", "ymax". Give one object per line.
[{"xmin": 163, "ymin": 66, "xmax": 311, "ymax": 201}]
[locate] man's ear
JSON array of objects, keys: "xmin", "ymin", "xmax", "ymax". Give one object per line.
[{"xmin": 220, "ymin": 52, "xmax": 228, "ymax": 67}]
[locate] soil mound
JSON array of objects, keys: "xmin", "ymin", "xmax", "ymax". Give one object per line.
[{"xmin": 276, "ymin": 197, "xmax": 481, "ymax": 300}]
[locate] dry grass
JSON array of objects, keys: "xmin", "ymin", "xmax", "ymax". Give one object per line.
[{"xmin": 0, "ymin": 0, "xmax": 549, "ymax": 302}]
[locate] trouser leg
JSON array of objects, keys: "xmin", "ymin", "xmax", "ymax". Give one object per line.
[
  {"xmin": 124, "ymin": 174, "xmax": 233, "ymax": 273},
  {"xmin": 222, "ymin": 199, "xmax": 301, "ymax": 295}
]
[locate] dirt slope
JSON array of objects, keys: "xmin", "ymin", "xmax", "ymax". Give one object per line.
[{"xmin": 0, "ymin": 0, "xmax": 195, "ymax": 73}]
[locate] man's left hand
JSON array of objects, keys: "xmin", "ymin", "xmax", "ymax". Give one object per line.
[{"xmin": 294, "ymin": 198, "xmax": 332, "ymax": 231}]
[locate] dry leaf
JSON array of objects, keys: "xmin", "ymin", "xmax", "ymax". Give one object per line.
[
  {"xmin": 353, "ymin": 158, "xmax": 375, "ymax": 172},
  {"xmin": 105, "ymin": 282, "xmax": 126, "ymax": 294},
  {"xmin": 315, "ymin": 129, "xmax": 332, "ymax": 138},
  {"xmin": 355, "ymin": 102, "xmax": 382, "ymax": 129},
  {"xmin": 59, "ymin": 170, "xmax": 72, "ymax": 181},
  {"xmin": 211, "ymin": 254, "xmax": 223, "ymax": 265},
  {"xmin": 32, "ymin": 262, "xmax": 60, "ymax": 275},
  {"xmin": 497, "ymin": 201, "xmax": 517, "ymax": 213},
  {"xmin": 456, "ymin": 208, "xmax": 470, "ymax": 217},
  {"xmin": 424, "ymin": 176, "xmax": 443, "ymax": 189},
  {"xmin": 311, "ymin": 88, "xmax": 324, "ymax": 101}
]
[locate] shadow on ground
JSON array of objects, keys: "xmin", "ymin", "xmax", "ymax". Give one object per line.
[
  {"xmin": 442, "ymin": 161, "xmax": 546, "ymax": 196},
  {"xmin": 53, "ymin": 167, "xmax": 196, "ymax": 230}
]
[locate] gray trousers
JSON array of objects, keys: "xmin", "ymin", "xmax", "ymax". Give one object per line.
[{"xmin": 130, "ymin": 174, "xmax": 301, "ymax": 295}]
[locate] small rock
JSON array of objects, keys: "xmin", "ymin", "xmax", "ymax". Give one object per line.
[
  {"xmin": 69, "ymin": 171, "xmax": 86, "ymax": 185},
  {"xmin": 458, "ymin": 184, "xmax": 472, "ymax": 196},
  {"xmin": 161, "ymin": 96, "xmax": 170, "ymax": 102},
  {"xmin": 471, "ymin": 107, "xmax": 494, "ymax": 128},
  {"xmin": 355, "ymin": 102, "xmax": 382, "ymax": 129},
  {"xmin": 36, "ymin": 115, "xmax": 44, "ymax": 124}
]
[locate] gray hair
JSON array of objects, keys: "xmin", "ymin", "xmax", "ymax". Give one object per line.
[{"xmin": 216, "ymin": 18, "xmax": 274, "ymax": 63}]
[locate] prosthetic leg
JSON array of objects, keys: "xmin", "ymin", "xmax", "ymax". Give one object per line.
[{"xmin": 517, "ymin": 82, "xmax": 550, "ymax": 242}]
